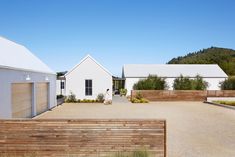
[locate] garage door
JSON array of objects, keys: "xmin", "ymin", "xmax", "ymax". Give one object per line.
[
  {"xmin": 12, "ymin": 83, "xmax": 32, "ymax": 118},
  {"xmin": 36, "ymin": 83, "xmax": 48, "ymax": 115}
]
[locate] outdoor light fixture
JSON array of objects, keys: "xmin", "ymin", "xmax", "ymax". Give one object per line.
[
  {"xmin": 25, "ymin": 75, "xmax": 31, "ymax": 81},
  {"xmin": 45, "ymin": 76, "xmax": 49, "ymax": 81}
]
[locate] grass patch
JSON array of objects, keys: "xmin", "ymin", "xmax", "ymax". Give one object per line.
[
  {"xmin": 111, "ymin": 149, "xmax": 151, "ymax": 157},
  {"xmin": 213, "ymin": 100, "xmax": 235, "ymax": 106}
]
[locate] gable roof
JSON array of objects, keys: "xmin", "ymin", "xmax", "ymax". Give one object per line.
[
  {"xmin": 0, "ymin": 36, "xmax": 55, "ymax": 74},
  {"xmin": 65, "ymin": 54, "xmax": 112, "ymax": 76},
  {"xmin": 123, "ymin": 64, "xmax": 228, "ymax": 78}
]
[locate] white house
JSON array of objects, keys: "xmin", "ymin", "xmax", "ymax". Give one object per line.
[
  {"xmin": 0, "ymin": 37, "xmax": 56, "ymax": 118},
  {"xmin": 123, "ymin": 64, "xmax": 228, "ymax": 95},
  {"xmin": 65, "ymin": 55, "xmax": 112, "ymax": 100},
  {"xmin": 56, "ymin": 76, "xmax": 66, "ymax": 95}
]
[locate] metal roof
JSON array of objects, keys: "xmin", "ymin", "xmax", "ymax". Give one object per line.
[
  {"xmin": 0, "ymin": 36, "xmax": 55, "ymax": 74},
  {"xmin": 123, "ymin": 64, "xmax": 228, "ymax": 78}
]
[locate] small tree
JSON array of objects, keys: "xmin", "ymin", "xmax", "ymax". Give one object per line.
[
  {"xmin": 173, "ymin": 75, "xmax": 192, "ymax": 90},
  {"xmin": 133, "ymin": 75, "xmax": 168, "ymax": 90},
  {"xmin": 220, "ymin": 76, "xmax": 235, "ymax": 90}
]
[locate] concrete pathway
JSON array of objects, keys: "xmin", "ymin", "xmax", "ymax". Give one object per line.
[{"xmin": 112, "ymin": 95, "xmax": 131, "ymax": 104}]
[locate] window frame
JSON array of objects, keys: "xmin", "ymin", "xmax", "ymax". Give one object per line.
[{"xmin": 85, "ymin": 79, "xmax": 92, "ymax": 96}]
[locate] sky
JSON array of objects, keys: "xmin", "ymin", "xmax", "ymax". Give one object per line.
[{"xmin": 0, "ymin": 0, "xmax": 235, "ymax": 76}]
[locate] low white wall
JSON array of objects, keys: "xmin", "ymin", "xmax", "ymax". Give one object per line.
[
  {"xmin": 207, "ymin": 97, "xmax": 235, "ymax": 102},
  {"xmin": 125, "ymin": 77, "xmax": 226, "ymax": 96},
  {"xmin": 0, "ymin": 68, "xmax": 56, "ymax": 118}
]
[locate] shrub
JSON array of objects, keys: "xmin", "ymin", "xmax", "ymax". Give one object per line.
[
  {"xmin": 65, "ymin": 92, "xmax": 77, "ymax": 103},
  {"xmin": 220, "ymin": 76, "xmax": 235, "ymax": 90},
  {"xmin": 96, "ymin": 93, "xmax": 105, "ymax": 102},
  {"xmin": 56, "ymin": 94, "xmax": 64, "ymax": 99},
  {"xmin": 135, "ymin": 92, "xmax": 143, "ymax": 99},
  {"xmin": 120, "ymin": 88, "xmax": 127, "ymax": 96},
  {"xmin": 133, "ymin": 75, "xmax": 168, "ymax": 90},
  {"xmin": 173, "ymin": 75, "xmax": 192, "ymax": 90},
  {"xmin": 191, "ymin": 75, "xmax": 208, "ymax": 90},
  {"xmin": 173, "ymin": 75, "xmax": 208, "ymax": 90},
  {"xmin": 131, "ymin": 92, "xmax": 149, "ymax": 103}
]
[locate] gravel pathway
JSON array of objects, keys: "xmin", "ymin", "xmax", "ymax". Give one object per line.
[{"xmin": 36, "ymin": 101, "xmax": 235, "ymax": 157}]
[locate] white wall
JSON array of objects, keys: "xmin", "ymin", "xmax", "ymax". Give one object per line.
[
  {"xmin": 125, "ymin": 77, "xmax": 226, "ymax": 95},
  {"xmin": 204, "ymin": 78, "xmax": 225, "ymax": 90},
  {"xmin": 66, "ymin": 57, "xmax": 112, "ymax": 100},
  {"xmin": 56, "ymin": 79, "xmax": 66, "ymax": 95},
  {"xmin": 0, "ymin": 68, "xmax": 56, "ymax": 118}
]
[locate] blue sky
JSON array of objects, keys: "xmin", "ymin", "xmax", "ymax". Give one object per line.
[{"xmin": 0, "ymin": 0, "xmax": 235, "ymax": 76}]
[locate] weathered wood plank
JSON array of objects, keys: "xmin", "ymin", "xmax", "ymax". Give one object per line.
[
  {"xmin": 132, "ymin": 90, "xmax": 235, "ymax": 101},
  {"xmin": 0, "ymin": 119, "xmax": 166, "ymax": 157}
]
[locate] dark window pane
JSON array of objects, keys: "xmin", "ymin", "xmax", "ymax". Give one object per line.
[{"xmin": 85, "ymin": 80, "xmax": 92, "ymax": 96}]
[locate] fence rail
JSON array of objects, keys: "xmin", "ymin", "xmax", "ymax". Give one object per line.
[
  {"xmin": 0, "ymin": 119, "xmax": 166, "ymax": 157},
  {"xmin": 131, "ymin": 90, "xmax": 235, "ymax": 101}
]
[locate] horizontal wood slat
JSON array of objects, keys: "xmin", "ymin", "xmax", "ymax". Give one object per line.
[
  {"xmin": 0, "ymin": 119, "xmax": 166, "ymax": 157},
  {"xmin": 132, "ymin": 90, "xmax": 235, "ymax": 101}
]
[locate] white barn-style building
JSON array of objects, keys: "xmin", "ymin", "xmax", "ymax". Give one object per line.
[
  {"xmin": 123, "ymin": 64, "xmax": 228, "ymax": 95},
  {"xmin": 0, "ymin": 37, "xmax": 56, "ymax": 118},
  {"xmin": 65, "ymin": 55, "xmax": 112, "ymax": 100}
]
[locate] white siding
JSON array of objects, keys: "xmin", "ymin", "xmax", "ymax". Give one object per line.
[
  {"xmin": 66, "ymin": 57, "xmax": 112, "ymax": 100},
  {"xmin": 56, "ymin": 80, "xmax": 66, "ymax": 95},
  {"xmin": 0, "ymin": 68, "xmax": 56, "ymax": 118},
  {"xmin": 204, "ymin": 78, "xmax": 225, "ymax": 90}
]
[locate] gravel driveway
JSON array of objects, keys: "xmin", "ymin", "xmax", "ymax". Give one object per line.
[{"xmin": 36, "ymin": 100, "xmax": 235, "ymax": 157}]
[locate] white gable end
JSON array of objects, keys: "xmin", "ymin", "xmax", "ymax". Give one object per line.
[{"xmin": 65, "ymin": 55, "xmax": 112, "ymax": 100}]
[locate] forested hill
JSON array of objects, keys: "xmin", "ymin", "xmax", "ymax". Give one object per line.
[{"xmin": 167, "ymin": 47, "xmax": 235, "ymax": 76}]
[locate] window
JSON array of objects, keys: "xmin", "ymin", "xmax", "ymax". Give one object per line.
[
  {"xmin": 85, "ymin": 80, "xmax": 92, "ymax": 96},
  {"xmin": 61, "ymin": 81, "xmax": 64, "ymax": 89}
]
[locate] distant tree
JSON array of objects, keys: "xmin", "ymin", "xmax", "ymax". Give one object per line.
[{"xmin": 167, "ymin": 47, "xmax": 235, "ymax": 76}]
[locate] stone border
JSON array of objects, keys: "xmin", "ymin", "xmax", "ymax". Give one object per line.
[{"xmin": 204, "ymin": 101, "xmax": 235, "ymax": 110}]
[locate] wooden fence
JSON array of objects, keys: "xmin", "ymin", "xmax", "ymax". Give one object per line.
[
  {"xmin": 0, "ymin": 119, "xmax": 166, "ymax": 157},
  {"xmin": 131, "ymin": 90, "xmax": 235, "ymax": 101}
]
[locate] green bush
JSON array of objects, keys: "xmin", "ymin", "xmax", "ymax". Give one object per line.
[
  {"xmin": 220, "ymin": 76, "xmax": 235, "ymax": 90},
  {"xmin": 173, "ymin": 75, "xmax": 192, "ymax": 90},
  {"xmin": 173, "ymin": 75, "xmax": 208, "ymax": 90},
  {"xmin": 96, "ymin": 93, "xmax": 105, "ymax": 102},
  {"xmin": 56, "ymin": 94, "xmax": 64, "ymax": 99},
  {"xmin": 65, "ymin": 92, "xmax": 77, "ymax": 103},
  {"xmin": 133, "ymin": 75, "xmax": 168, "ymax": 90},
  {"xmin": 135, "ymin": 92, "xmax": 143, "ymax": 99},
  {"xmin": 191, "ymin": 75, "xmax": 208, "ymax": 90},
  {"xmin": 131, "ymin": 92, "xmax": 149, "ymax": 103},
  {"xmin": 120, "ymin": 88, "xmax": 127, "ymax": 96}
]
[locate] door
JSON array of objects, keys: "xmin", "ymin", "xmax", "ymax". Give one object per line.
[
  {"xmin": 36, "ymin": 83, "xmax": 48, "ymax": 115},
  {"xmin": 12, "ymin": 83, "xmax": 32, "ymax": 118}
]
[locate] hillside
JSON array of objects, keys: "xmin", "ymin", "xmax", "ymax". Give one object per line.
[{"xmin": 167, "ymin": 47, "xmax": 235, "ymax": 76}]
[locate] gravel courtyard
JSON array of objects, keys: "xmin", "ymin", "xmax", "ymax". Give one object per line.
[{"xmin": 36, "ymin": 100, "xmax": 235, "ymax": 157}]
